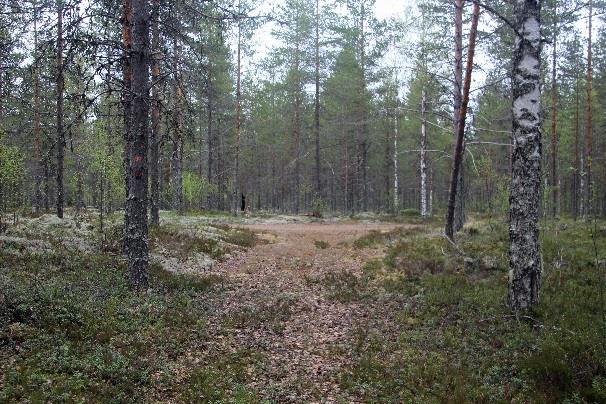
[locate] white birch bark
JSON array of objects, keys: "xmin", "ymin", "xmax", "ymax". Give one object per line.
[{"xmin": 508, "ymin": 0, "xmax": 542, "ymax": 311}]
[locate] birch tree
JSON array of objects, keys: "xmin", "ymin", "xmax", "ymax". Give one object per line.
[{"xmin": 508, "ymin": 0, "xmax": 542, "ymax": 311}]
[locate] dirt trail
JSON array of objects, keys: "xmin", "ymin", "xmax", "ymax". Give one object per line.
[{"xmin": 203, "ymin": 222, "xmax": 405, "ymax": 403}]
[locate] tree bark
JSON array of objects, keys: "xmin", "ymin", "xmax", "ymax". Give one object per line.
[
  {"xmin": 549, "ymin": 5, "xmax": 558, "ymax": 217},
  {"xmin": 126, "ymin": 0, "xmax": 150, "ymax": 289},
  {"xmin": 171, "ymin": 38, "xmax": 184, "ymax": 214},
  {"xmin": 445, "ymin": 0, "xmax": 479, "ymax": 240},
  {"xmin": 233, "ymin": 14, "xmax": 242, "ymax": 215},
  {"xmin": 122, "ymin": 0, "xmax": 133, "ymax": 243},
  {"xmin": 420, "ymin": 88, "xmax": 428, "ymax": 217},
  {"xmin": 452, "ymin": 0, "xmax": 465, "ymax": 232},
  {"xmin": 508, "ymin": 0, "xmax": 542, "ymax": 312},
  {"xmin": 149, "ymin": 0, "xmax": 160, "ymax": 225},
  {"xmin": 584, "ymin": 0, "xmax": 593, "ymax": 218},
  {"xmin": 314, "ymin": 0, "xmax": 321, "ymax": 199},
  {"xmin": 573, "ymin": 55, "xmax": 579, "ymax": 220},
  {"xmin": 56, "ymin": 0, "xmax": 65, "ymax": 219},
  {"xmin": 33, "ymin": 10, "xmax": 42, "ymax": 213}
]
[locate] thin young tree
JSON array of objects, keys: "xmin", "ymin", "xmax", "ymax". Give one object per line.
[
  {"xmin": 508, "ymin": 0, "xmax": 542, "ymax": 311},
  {"xmin": 149, "ymin": 0, "xmax": 160, "ymax": 225},
  {"xmin": 56, "ymin": 0, "xmax": 65, "ymax": 218},
  {"xmin": 549, "ymin": 2, "xmax": 558, "ymax": 217},
  {"xmin": 583, "ymin": 0, "xmax": 593, "ymax": 217},
  {"xmin": 445, "ymin": 0, "xmax": 479, "ymax": 240}
]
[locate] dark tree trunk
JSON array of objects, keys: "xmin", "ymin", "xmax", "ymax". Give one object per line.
[
  {"xmin": 56, "ymin": 1, "xmax": 65, "ymax": 219},
  {"xmin": 126, "ymin": 0, "xmax": 150, "ymax": 289},
  {"xmin": 33, "ymin": 15, "xmax": 42, "ymax": 212},
  {"xmin": 508, "ymin": 0, "xmax": 542, "ymax": 312},
  {"xmin": 445, "ymin": 1, "xmax": 479, "ymax": 240},
  {"xmin": 584, "ymin": 0, "xmax": 593, "ymax": 217},
  {"xmin": 207, "ymin": 83, "xmax": 214, "ymax": 209},
  {"xmin": 122, "ymin": 0, "xmax": 133, "ymax": 242},
  {"xmin": 452, "ymin": 0, "xmax": 465, "ymax": 232},
  {"xmin": 171, "ymin": 38, "xmax": 184, "ymax": 214},
  {"xmin": 550, "ymin": 6, "xmax": 558, "ymax": 217},
  {"xmin": 233, "ymin": 18, "xmax": 241, "ymax": 215},
  {"xmin": 572, "ymin": 57, "xmax": 579, "ymax": 220},
  {"xmin": 314, "ymin": 0, "xmax": 321, "ymax": 199},
  {"xmin": 43, "ymin": 157, "xmax": 50, "ymax": 211},
  {"xmin": 149, "ymin": 0, "xmax": 160, "ymax": 225}
]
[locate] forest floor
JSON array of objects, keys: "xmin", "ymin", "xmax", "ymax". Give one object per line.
[
  {"xmin": 200, "ymin": 222, "xmax": 409, "ymax": 401},
  {"xmin": 1, "ymin": 210, "xmax": 605, "ymax": 403}
]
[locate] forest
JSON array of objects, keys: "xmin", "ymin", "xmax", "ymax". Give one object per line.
[{"xmin": 0, "ymin": 0, "xmax": 605, "ymax": 402}]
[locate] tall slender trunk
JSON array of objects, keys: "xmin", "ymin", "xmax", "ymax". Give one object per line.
[
  {"xmin": 550, "ymin": 6, "xmax": 558, "ymax": 217},
  {"xmin": 314, "ymin": 0, "xmax": 321, "ymax": 198},
  {"xmin": 206, "ymin": 60, "xmax": 214, "ymax": 209},
  {"xmin": 508, "ymin": 0, "xmax": 542, "ymax": 312},
  {"xmin": 293, "ymin": 44, "xmax": 301, "ymax": 214},
  {"xmin": 75, "ymin": 153, "xmax": 84, "ymax": 212},
  {"xmin": 420, "ymin": 88, "xmax": 428, "ymax": 217},
  {"xmin": 393, "ymin": 101, "xmax": 399, "ymax": 214},
  {"xmin": 122, "ymin": 0, "xmax": 133, "ymax": 238},
  {"xmin": 445, "ymin": 1, "xmax": 479, "ymax": 240},
  {"xmin": 217, "ymin": 116, "xmax": 225, "ymax": 211},
  {"xmin": 171, "ymin": 38, "xmax": 183, "ymax": 214},
  {"xmin": 233, "ymin": 16, "xmax": 242, "ymax": 214},
  {"xmin": 452, "ymin": 0, "xmax": 465, "ymax": 231},
  {"xmin": 573, "ymin": 56, "xmax": 580, "ymax": 220},
  {"xmin": 584, "ymin": 0, "xmax": 593, "ymax": 217},
  {"xmin": 56, "ymin": 0, "xmax": 65, "ymax": 219},
  {"xmin": 126, "ymin": 0, "xmax": 151, "ymax": 289},
  {"xmin": 33, "ymin": 11, "xmax": 42, "ymax": 212},
  {"xmin": 43, "ymin": 158, "xmax": 50, "ymax": 211},
  {"xmin": 359, "ymin": 2, "xmax": 368, "ymax": 212},
  {"xmin": 293, "ymin": 91, "xmax": 301, "ymax": 214},
  {"xmin": 149, "ymin": 0, "xmax": 160, "ymax": 225}
]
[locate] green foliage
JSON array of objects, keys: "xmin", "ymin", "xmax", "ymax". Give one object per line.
[
  {"xmin": 311, "ymin": 197, "xmax": 326, "ymax": 218},
  {"xmin": 340, "ymin": 219, "xmax": 606, "ymax": 402},
  {"xmin": 0, "ymin": 138, "xmax": 25, "ymax": 214},
  {"xmin": 0, "ymin": 250, "xmax": 224, "ymax": 402},
  {"xmin": 183, "ymin": 171, "xmax": 217, "ymax": 210},
  {"xmin": 314, "ymin": 240, "xmax": 329, "ymax": 249},
  {"xmin": 180, "ymin": 349, "xmax": 262, "ymax": 402},
  {"xmin": 399, "ymin": 208, "xmax": 420, "ymax": 217},
  {"xmin": 150, "ymin": 226, "xmax": 225, "ymax": 259}
]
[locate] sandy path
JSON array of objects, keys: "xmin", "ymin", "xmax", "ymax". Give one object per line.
[{"xmin": 204, "ymin": 222, "xmax": 405, "ymax": 403}]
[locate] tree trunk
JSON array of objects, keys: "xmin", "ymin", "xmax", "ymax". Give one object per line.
[
  {"xmin": 207, "ymin": 70, "xmax": 214, "ymax": 210},
  {"xmin": 550, "ymin": 5, "xmax": 558, "ymax": 217},
  {"xmin": 56, "ymin": 0, "xmax": 65, "ymax": 219},
  {"xmin": 149, "ymin": 0, "xmax": 160, "ymax": 225},
  {"xmin": 126, "ymin": 0, "xmax": 150, "ymax": 289},
  {"xmin": 359, "ymin": 2, "xmax": 368, "ymax": 212},
  {"xmin": 171, "ymin": 38, "xmax": 184, "ymax": 214},
  {"xmin": 452, "ymin": 0, "xmax": 465, "ymax": 231},
  {"xmin": 122, "ymin": 0, "xmax": 133, "ymax": 242},
  {"xmin": 233, "ymin": 16, "xmax": 241, "ymax": 215},
  {"xmin": 445, "ymin": 0, "xmax": 479, "ymax": 240},
  {"xmin": 420, "ymin": 88, "xmax": 428, "ymax": 217},
  {"xmin": 508, "ymin": 0, "xmax": 542, "ymax": 312},
  {"xmin": 393, "ymin": 101, "xmax": 399, "ymax": 214},
  {"xmin": 584, "ymin": 0, "xmax": 593, "ymax": 218},
  {"xmin": 43, "ymin": 157, "xmax": 50, "ymax": 211},
  {"xmin": 33, "ymin": 12, "xmax": 42, "ymax": 213},
  {"xmin": 75, "ymin": 153, "xmax": 84, "ymax": 212},
  {"xmin": 573, "ymin": 57, "xmax": 579, "ymax": 220},
  {"xmin": 314, "ymin": 0, "xmax": 321, "ymax": 199}
]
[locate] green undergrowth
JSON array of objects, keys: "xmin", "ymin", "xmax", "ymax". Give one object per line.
[
  {"xmin": 0, "ymin": 249, "xmax": 262, "ymax": 402},
  {"xmin": 353, "ymin": 226, "xmax": 430, "ymax": 250},
  {"xmin": 344, "ymin": 218, "xmax": 606, "ymax": 402}
]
